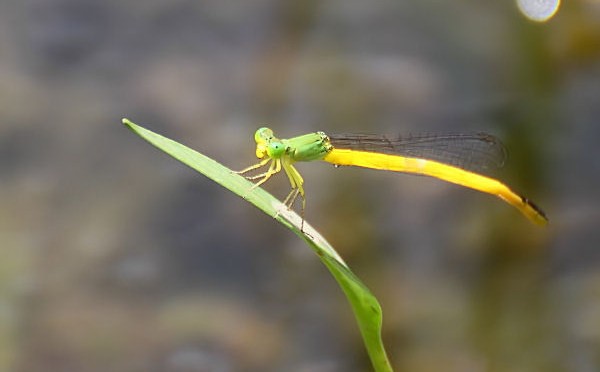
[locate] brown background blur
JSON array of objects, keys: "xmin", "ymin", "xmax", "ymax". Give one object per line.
[{"xmin": 1, "ymin": 1, "xmax": 599, "ymax": 371}]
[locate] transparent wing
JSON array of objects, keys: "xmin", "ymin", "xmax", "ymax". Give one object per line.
[{"xmin": 328, "ymin": 132, "xmax": 507, "ymax": 175}]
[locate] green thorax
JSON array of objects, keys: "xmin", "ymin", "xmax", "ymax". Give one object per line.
[{"xmin": 253, "ymin": 128, "xmax": 332, "ymax": 162}]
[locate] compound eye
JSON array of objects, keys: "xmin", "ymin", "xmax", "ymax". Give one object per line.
[
  {"xmin": 267, "ymin": 141, "xmax": 285, "ymax": 158},
  {"xmin": 254, "ymin": 127, "xmax": 274, "ymax": 144}
]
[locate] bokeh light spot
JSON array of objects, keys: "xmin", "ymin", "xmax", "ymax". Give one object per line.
[{"xmin": 516, "ymin": 0, "xmax": 561, "ymax": 22}]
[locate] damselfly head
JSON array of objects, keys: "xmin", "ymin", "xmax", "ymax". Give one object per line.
[{"xmin": 254, "ymin": 127, "xmax": 274, "ymax": 144}]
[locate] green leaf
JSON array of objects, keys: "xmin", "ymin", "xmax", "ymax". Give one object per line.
[{"xmin": 122, "ymin": 118, "xmax": 392, "ymax": 372}]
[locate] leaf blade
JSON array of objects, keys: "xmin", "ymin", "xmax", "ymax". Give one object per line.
[{"xmin": 122, "ymin": 118, "xmax": 392, "ymax": 371}]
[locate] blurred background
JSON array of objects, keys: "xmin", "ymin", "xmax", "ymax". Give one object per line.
[{"xmin": 1, "ymin": 0, "xmax": 599, "ymax": 371}]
